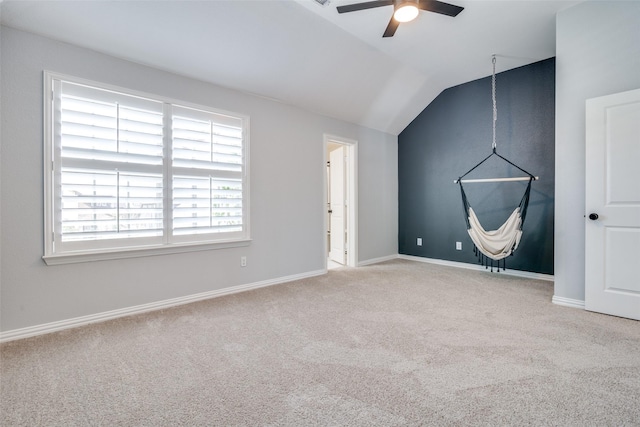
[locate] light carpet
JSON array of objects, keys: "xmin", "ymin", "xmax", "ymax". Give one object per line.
[{"xmin": 1, "ymin": 259, "xmax": 639, "ymax": 426}]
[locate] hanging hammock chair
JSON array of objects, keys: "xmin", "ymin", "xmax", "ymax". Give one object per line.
[
  {"xmin": 455, "ymin": 56, "xmax": 538, "ymax": 272},
  {"xmin": 457, "ymin": 152, "xmax": 534, "ymax": 267}
]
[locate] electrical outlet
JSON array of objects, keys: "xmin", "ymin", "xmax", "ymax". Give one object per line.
[
  {"xmin": 456, "ymin": 242, "xmax": 462, "ymax": 250},
  {"xmin": 240, "ymin": 256, "xmax": 247, "ymax": 267},
  {"xmin": 417, "ymin": 237, "xmax": 422, "ymax": 246}
]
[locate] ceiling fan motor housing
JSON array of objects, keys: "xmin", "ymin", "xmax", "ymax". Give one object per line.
[
  {"xmin": 394, "ymin": 0, "xmax": 420, "ymax": 22},
  {"xmin": 396, "ymin": 0, "xmax": 419, "ymax": 9}
]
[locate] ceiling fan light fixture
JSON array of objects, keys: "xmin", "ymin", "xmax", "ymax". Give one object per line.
[{"xmin": 393, "ymin": 0, "xmax": 419, "ymax": 22}]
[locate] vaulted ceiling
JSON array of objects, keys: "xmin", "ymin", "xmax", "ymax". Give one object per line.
[{"xmin": 0, "ymin": 0, "xmax": 580, "ymax": 135}]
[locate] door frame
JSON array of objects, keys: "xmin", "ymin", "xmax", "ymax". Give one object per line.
[{"xmin": 324, "ymin": 134, "xmax": 358, "ymax": 268}]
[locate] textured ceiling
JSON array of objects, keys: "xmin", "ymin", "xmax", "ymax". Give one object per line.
[{"xmin": 0, "ymin": 0, "xmax": 581, "ymax": 135}]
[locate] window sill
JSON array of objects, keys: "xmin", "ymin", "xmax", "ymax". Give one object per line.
[{"xmin": 42, "ymin": 239, "xmax": 252, "ymax": 266}]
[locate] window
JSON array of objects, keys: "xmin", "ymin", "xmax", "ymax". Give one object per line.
[{"xmin": 43, "ymin": 72, "xmax": 250, "ymax": 264}]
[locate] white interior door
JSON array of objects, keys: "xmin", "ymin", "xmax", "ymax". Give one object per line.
[
  {"xmin": 585, "ymin": 88, "xmax": 640, "ymax": 321},
  {"xmin": 329, "ymin": 146, "xmax": 346, "ymax": 265}
]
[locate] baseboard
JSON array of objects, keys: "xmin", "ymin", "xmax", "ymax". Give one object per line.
[
  {"xmin": 551, "ymin": 295, "xmax": 585, "ymax": 310},
  {"xmin": 0, "ymin": 269, "xmax": 326, "ymax": 344},
  {"xmin": 398, "ymin": 254, "xmax": 555, "ymax": 282},
  {"xmin": 358, "ymin": 254, "xmax": 399, "ymax": 267}
]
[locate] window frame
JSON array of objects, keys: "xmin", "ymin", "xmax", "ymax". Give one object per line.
[{"xmin": 43, "ymin": 71, "xmax": 250, "ymax": 265}]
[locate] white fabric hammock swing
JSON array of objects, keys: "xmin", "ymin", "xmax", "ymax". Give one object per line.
[
  {"xmin": 468, "ymin": 207, "xmax": 522, "ymax": 261},
  {"xmin": 455, "ymin": 55, "xmax": 537, "ymax": 272},
  {"xmin": 458, "ymin": 176, "xmax": 533, "ymax": 267}
]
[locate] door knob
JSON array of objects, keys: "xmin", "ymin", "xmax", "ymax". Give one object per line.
[{"xmin": 589, "ymin": 213, "xmax": 599, "ymax": 220}]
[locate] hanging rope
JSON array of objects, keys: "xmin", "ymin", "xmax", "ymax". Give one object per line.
[
  {"xmin": 492, "ymin": 54, "xmax": 497, "ymax": 151},
  {"xmin": 456, "ymin": 55, "xmax": 535, "ymax": 182}
]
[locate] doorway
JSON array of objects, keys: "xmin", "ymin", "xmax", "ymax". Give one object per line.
[{"xmin": 325, "ymin": 135, "xmax": 357, "ymax": 269}]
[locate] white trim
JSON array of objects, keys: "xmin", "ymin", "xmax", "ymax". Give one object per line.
[
  {"xmin": 358, "ymin": 254, "xmax": 399, "ymax": 267},
  {"xmin": 44, "ymin": 71, "xmax": 249, "ymax": 120},
  {"xmin": 0, "ymin": 269, "xmax": 325, "ymax": 343},
  {"xmin": 398, "ymin": 254, "xmax": 555, "ymax": 281},
  {"xmin": 43, "ymin": 239, "xmax": 252, "ymax": 265},
  {"xmin": 43, "ymin": 72, "xmax": 55, "ymax": 259},
  {"xmin": 552, "ymin": 295, "xmax": 585, "ymax": 310}
]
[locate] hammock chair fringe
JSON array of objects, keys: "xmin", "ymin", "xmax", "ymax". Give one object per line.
[{"xmin": 474, "ymin": 245, "xmax": 507, "ymax": 272}]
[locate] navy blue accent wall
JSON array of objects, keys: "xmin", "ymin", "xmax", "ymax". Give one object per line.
[{"xmin": 398, "ymin": 58, "xmax": 555, "ymax": 274}]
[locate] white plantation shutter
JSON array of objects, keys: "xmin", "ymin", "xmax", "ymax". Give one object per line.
[
  {"xmin": 44, "ymin": 73, "xmax": 249, "ymax": 262},
  {"xmin": 55, "ymin": 81, "xmax": 165, "ymax": 251},
  {"xmin": 171, "ymin": 106, "xmax": 245, "ymax": 239},
  {"xmin": 60, "ymin": 169, "xmax": 164, "ymax": 242}
]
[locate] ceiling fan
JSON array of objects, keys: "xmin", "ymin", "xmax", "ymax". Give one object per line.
[{"xmin": 336, "ymin": 0, "xmax": 464, "ymax": 38}]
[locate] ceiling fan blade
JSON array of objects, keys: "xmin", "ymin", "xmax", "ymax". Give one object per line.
[
  {"xmin": 382, "ymin": 16, "xmax": 400, "ymax": 37},
  {"xmin": 337, "ymin": 0, "xmax": 394, "ymax": 14},
  {"xmin": 418, "ymin": 0, "xmax": 464, "ymax": 17}
]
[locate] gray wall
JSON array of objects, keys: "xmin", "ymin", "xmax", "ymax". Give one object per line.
[
  {"xmin": 554, "ymin": 1, "xmax": 640, "ymax": 302},
  {"xmin": 0, "ymin": 27, "xmax": 398, "ymax": 333},
  {"xmin": 398, "ymin": 59, "xmax": 555, "ymax": 274}
]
